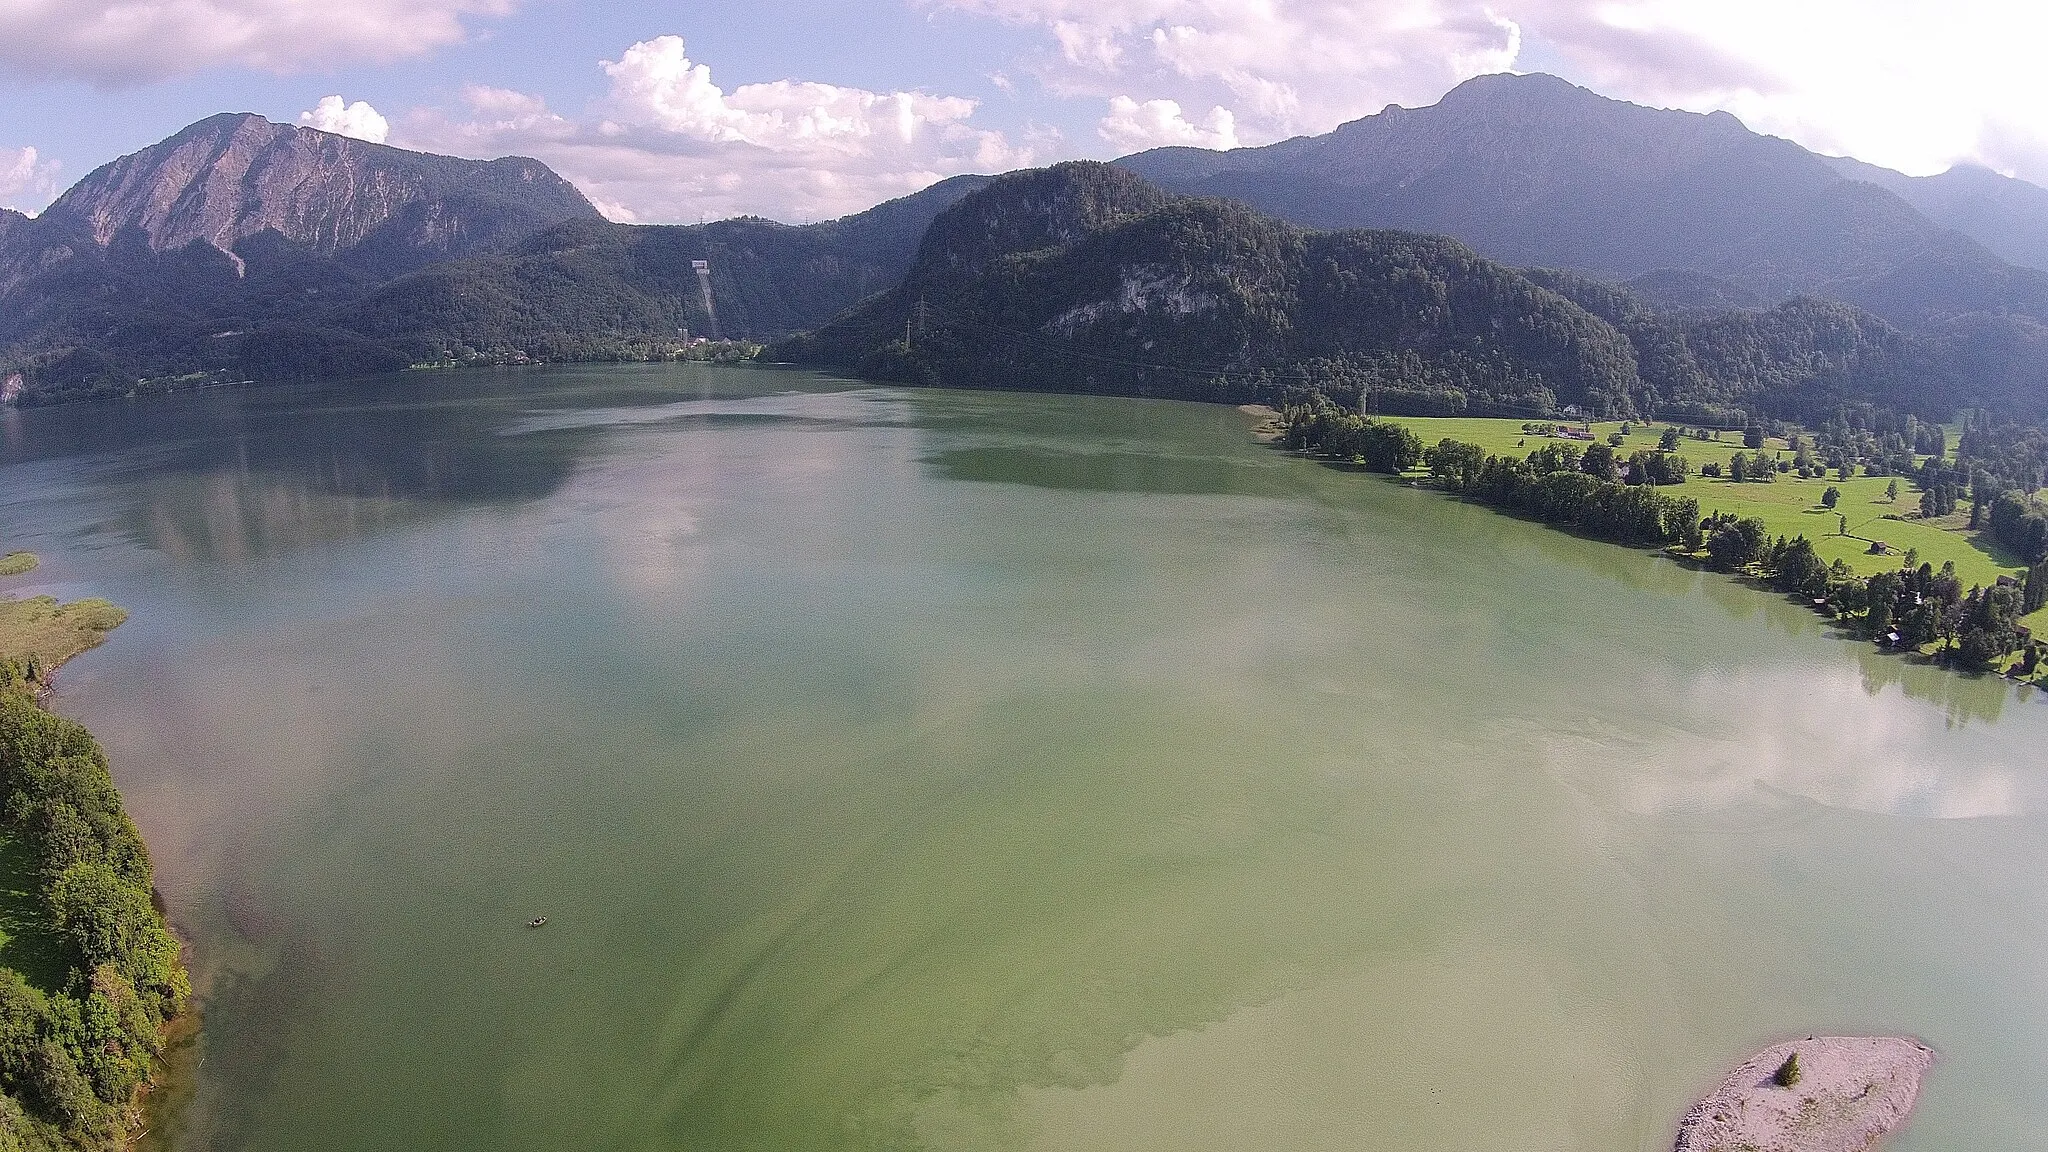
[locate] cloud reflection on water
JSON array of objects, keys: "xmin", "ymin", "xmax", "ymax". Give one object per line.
[{"xmin": 1544, "ymin": 663, "xmax": 2036, "ymax": 820}]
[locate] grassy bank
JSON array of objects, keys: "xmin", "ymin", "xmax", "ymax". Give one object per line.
[
  {"xmin": 1379, "ymin": 416, "xmax": 2041, "ymax": 633},
  {"xmin": 0, "ymin": 600, "xmax": 126, "ymax": 685}
]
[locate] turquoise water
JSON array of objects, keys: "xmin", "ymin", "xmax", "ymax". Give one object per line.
[{"xmin": 0, "ymin": 365, "xmax": 2042, "ymax": 1150}]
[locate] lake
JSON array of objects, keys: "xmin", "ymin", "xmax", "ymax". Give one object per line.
[{"xmin": 0, "ymin": 365, "xmax": 2043, "ymax": 1151}]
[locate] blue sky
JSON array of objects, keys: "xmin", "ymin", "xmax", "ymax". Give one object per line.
[{"xmin": 5, "ymin": 1, "xmax": 2046, "ymax": 223}]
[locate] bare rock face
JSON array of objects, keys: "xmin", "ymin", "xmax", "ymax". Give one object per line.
[
  {"xmin": 1675, "ymin": 1036, "xmax": 1934, "ymax": 1152},
  {"xmin": 34, "ymin": 114, "xmax": 596, "ymax": 265}
]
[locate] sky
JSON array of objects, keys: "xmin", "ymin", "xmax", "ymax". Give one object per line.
[{"xmin": 3, "ymin": 1, "xmax": 2047, "ymax": 224}]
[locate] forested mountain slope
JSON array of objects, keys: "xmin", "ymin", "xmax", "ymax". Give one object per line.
[
  {"xmin": 341, "ymin": 176, "xmax": 991, "ymax": 363},
  {"xmin": 0, "ymin": 112, "xmax": 990, "ymax": 404},
  {"xmin": 778, "ymin": 163, "xmax": 1642, "ymax": 414},
  {"xmin": 777, "ymin": 163, "xmax": 2048, "ymax": 423}
]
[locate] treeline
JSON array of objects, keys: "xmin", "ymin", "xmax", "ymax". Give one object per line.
[
  {"xmin": 1420, "ymin": 440, "xmax": 1699, "ymax": 546},
  {"xmin": 1737, "ymin": 542, "xmax": 2043, "ymax": 673},
  {"xmin": 1283, "ymin": 412, "xmax": 1697, "ymax": 545},
  {"xmin": 1278, "ymin": 408, "xmax": 1424, "ymax": 473},
  {"xmin": 0, "ymin": 688, "xmax": 187, "ymax": 1151}
]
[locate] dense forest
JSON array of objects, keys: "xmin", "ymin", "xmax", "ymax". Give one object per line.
[{"xmin": 0, "ymin": 680, "xmax": 186, "ymax": 1151}]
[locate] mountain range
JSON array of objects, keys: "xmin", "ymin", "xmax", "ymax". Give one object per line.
[
  {"xmin": 7, "ymin": 72, "xmax": 2048, "ymax": 425},
  {"xmin": 0, "ymin": 113, "xmax": 987, "ymax": 402},
  {"xmin": 1118, "ymin": 73, "xmax": 2048, "ymax": 330}
]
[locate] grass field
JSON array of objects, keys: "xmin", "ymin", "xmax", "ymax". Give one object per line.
[
  {"xmin": 1380, "ymin": 416, "xmax": 2048, "ymax": 637},
  {"xmin": 0, "ymin": 595, "xmax": 127, "ymax": 674},
  {"xmin": 0, "ymin": 553, "xmax": 36, "ymax": 577}
]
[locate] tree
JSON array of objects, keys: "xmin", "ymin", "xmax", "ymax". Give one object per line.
[
  {"xmin": 1744, "ymin": 425, "xmax": 1766, "ymax": 449},
  {"xmin": 1887, "ymin": 478, "xmax": 1900, "ymax": 502},
  {"xmin": 2027, "ymin": 560, "xmax": 2048, "ymax": 615},
  {"xmin": 1580, "ymin": 442, "xmax": 1618, "ymax": 482},
  {"xmin": 1771, "ymin": 536, "xmax": 1829, "ymax": 597},
  {"xmin": 1659, "ymin": 426, "xmax": 1681, "ymax": 450},
  {"xmin": 1705, "ymin": 515, "xmax": 1768, "ymax": 571},
  {"xmin": 1427, "ymin": 440, "xmax": 1487, "ymax": 492},
  {"xmin": 1822, "ymin": 486, "xmax": 1840, "ymax": 509},
  {"xmin": 1729, "ymin": 453, "xmax": 1749, "ymax": 482}
]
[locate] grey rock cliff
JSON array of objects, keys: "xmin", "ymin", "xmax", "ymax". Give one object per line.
[{"xmin": 33, "ymin": 113, "xmax": 598, "ymax": 268}]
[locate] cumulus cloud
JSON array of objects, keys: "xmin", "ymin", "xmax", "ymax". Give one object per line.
[
  {"xmin": 1099, "ymin": 96, "xmax": 1235, "ymax": 150},
  {"xmin": 397, "ymin": 36, "xmax": 1032, "ymax": 224},
  {"xmin": 597, "ymin": 35, "xmax": 982, "ymax": 153},
  {"xmin": 0, "ymin": 147, "xmax": 62, "ymax": 215},
  {"xmin": 1506, "ymin": 0, "xmax": 2048, "ymax": 183},
  {"xmin": 300, "ymin": 96, "xmax": 390, "ymax": 144},
  {"xmin": 937, "ymin": 0, "xmax": 2048, "ymax": 184},
  {"xmin": 0, "ymin": 0, "xmax": 515, "ymax": 85},
  {"xmin": 933, "ymin": 0, "xmax": 1525, "ymax": 148}
]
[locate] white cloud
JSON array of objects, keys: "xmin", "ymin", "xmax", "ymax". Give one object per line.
[
  {"xmin": 300, "ymin": 96, "xmax": 390, "ymax": 144},
  {"xmin": 0, "ymin": 146, "xmax": 62, "ymax": 215},
  {"xmin": 1099, "ymin": 96, "xmax": 1235, "ymax": 151},
  {"xmin": 597, "ymin": 35, "xmax": 983, "ymax": 155},
  {"xmin": 937, "ymin": 0, "xmax": 2048, "ymax": 185},
  {"xmin": 932, "ymin": 0, "xmax": 1525, "ymax": 147},
  {"xmin": 1504, "ymin": 0, "xmax": 2048, "ymax": 184},
  {"xmin": 0, "ymin": 0, "xmax": 515, "ymax": 85},
  {"xmin": 397, "ymin": 36, "xmax": 1033, "ymax": 224}
]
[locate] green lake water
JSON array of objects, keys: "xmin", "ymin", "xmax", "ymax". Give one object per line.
[{"xmin": 0, "ymin": 365, "xmax": 2043, "ymax": 1150}]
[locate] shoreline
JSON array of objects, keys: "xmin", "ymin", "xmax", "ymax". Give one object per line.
[
  {"xmin": 0, "ymin": 589, "xmax": 194, "ymax": 1152},
  {"xmin": 1267, "ymin": 422, "xmax": 2047, "ymax": 692}
]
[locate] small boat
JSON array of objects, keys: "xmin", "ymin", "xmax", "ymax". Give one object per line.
[{"xmin": 527, "ymin": 916, "xmax": 548, "ymax": 928}]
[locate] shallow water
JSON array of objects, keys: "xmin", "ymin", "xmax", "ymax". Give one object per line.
[{"xmin": 0, "ymin": 365, "xmax": 2042, "ymax": 1151}]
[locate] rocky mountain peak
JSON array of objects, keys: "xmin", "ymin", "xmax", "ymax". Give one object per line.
[{"xmin": 36, "ymin": 112, "xmax": 598, "ymax": 266}]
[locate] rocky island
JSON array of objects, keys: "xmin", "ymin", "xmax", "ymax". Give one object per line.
[{"xmin": 1675, "ymin": 1036, "xmax": 1934, "ymax": 1152}]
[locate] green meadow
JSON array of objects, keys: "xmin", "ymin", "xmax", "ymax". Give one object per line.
[{"xmin": 1380, "ymin": 416, "xmax": 2046, "ymax": 636}]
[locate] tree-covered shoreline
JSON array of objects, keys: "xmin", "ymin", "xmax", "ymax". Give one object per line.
[
  {"xmin": 1280, "ymin": 406, "xmax": 2046, "ymax": 680},
  {"xmin": 0, "ymin": 575, "xmax": 182, "ymax": 1151},
  {"xmin": 0, "ymin": 680, "xmax": 187, "ymax": 1152}
]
